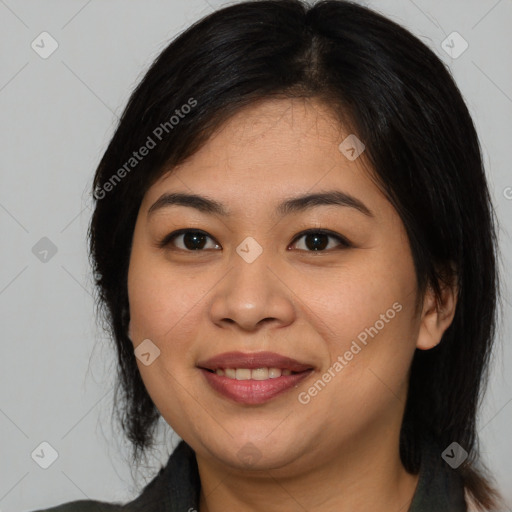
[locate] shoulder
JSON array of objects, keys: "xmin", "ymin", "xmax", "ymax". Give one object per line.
[
  {"xmin": 29, "ymin": 499, "xmax": 123, "ymax": 512},
  {"xmin": 29, "ymin": 441, "xmax": 200, "ymax": 512}
]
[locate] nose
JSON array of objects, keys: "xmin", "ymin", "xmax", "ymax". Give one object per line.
[{"xmin": 208, "ymin": 248, "xmax": 296, "ymax": 332}]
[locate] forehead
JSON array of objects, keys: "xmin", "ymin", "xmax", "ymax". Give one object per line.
[
  {"xmin": 142, "ymin": 98, "xmax": 386, "ymax": 220},
  {"xmin": 182, "ymin": 98, "xmax": 347, "ymax": 174}
]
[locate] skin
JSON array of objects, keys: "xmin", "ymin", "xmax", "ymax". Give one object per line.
[{"xmin": 127, "ymin": 97, "xmax": 457, "ymax": 512}]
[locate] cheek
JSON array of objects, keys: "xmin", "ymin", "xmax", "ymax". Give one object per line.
[
  {"xmin": 297, "ymin": 249, "xmax": 418, "ymax": 401},
  {"xmin": 127, "ymin": 243, "xmax": 203, "ymax": 344},
  {"xmin": 291, "ymin": 254, "xmax": 412, "ymax": 345},
  {"xmin": 302, "ymin": 296, "xmax": 417, "ymax": 435},
  {"xmin": 127, "ymin": 248, "xmax": 204, "ymax": 433}
]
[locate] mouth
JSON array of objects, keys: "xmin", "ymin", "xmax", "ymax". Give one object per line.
[{"xmin": 197, "ymin": 351, "xmax": 315, "ymax": 404}]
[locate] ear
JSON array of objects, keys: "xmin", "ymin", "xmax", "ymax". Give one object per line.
[{"xmin": 416, "ymin": 275, "xmax": 458, "ymax": 351}]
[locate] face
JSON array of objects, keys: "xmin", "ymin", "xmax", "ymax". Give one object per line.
[{"xmin": 127, "ymin": 98, "xmax": 429, "ymax": 475}]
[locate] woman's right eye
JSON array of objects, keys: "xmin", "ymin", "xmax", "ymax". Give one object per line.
[{"xmin": 157, "ymin": 229, "xmax": 221, "ymax": 251}]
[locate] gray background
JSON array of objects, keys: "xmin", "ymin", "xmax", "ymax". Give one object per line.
[{"xmin": 1, "ymin": 0, "xmax": 511, "ymax": 510}]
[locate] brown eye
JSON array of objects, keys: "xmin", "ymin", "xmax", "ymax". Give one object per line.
[
  {"xmin": 158, "ymin": 230, "xmax": 220, "ymax": 251},
  {"xmin": 290, "ymin": 229, "xmax": 352, "ymax": 252}
]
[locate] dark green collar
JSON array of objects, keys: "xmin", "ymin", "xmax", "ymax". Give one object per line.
[{"xmin": 408, "ymin": 436, "xmax": 467, "ymax": 511}]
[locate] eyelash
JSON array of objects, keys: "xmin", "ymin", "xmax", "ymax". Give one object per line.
[{"xmin": 156, "ymin": 228, "xmax": 352, "ymax": 253}]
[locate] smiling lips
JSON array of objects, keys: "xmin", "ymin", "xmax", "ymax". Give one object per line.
[{"xmin": 197, "ymin": 351, "xmax": 314, "ymax": 404}]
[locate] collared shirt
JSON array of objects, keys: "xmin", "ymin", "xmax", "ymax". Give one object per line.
[{"xmin": 32, "ymin": 438, "xmax": 467, "ymax": 511}]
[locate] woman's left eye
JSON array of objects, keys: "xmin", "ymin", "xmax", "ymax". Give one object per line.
[
  {"xmin": 291, "ymin": 229, "xmax": 352, "ymax": 251},
  {"xmin": 157, "ymin": 228, "xmax": 351, "ymax": 252}
]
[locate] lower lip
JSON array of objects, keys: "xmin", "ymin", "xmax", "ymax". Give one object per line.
[{"xmin": 200, "ymin": 369, "xmax": 313, "ymax": 405}]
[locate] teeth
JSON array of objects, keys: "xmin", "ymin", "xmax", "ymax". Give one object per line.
[
  {"xmin": 224, "ymin": 368, "xmax": 236, "ymax": 379},
  {"xmin": 235, "ymin": 368, "xmax": 251, "ymax": 380},
  {"xmin": 213, "ymin": 367, "xmax": 295, "ymax": 380},
  {"xmin": 252, "ymin": 368, "xmax": 268, "ymax": 380}
]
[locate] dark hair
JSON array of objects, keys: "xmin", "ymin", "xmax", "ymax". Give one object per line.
[{"xmin": 88, "ymin": 0, "xmax": 502, "ymax": 508}]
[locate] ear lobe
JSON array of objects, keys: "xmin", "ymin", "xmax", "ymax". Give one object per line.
[{"xmin": 416, "ymin": 278, "xmax": 458, "ymax": 351}]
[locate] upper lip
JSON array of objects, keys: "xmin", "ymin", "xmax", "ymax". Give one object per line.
[{"xmin": 197, "ymin": 351, "xmax": 314, "ymax": 372}]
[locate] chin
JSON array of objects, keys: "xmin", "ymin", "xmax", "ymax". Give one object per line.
[{"xmin": 210, "ymin": 435, "xmax": 304, "ymax": 470}]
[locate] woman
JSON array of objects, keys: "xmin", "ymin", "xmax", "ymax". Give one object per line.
[{"xmin": 34, "ymin": 0, "xmax": 503, "ymax": 510}]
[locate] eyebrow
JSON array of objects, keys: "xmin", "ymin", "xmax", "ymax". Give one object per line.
[{"xmin": 147, "ymin": 190, "xmax": 374, "ymax": 218}]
